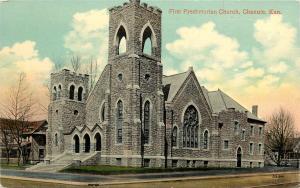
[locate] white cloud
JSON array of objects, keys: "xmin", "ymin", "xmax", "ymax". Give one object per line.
[
  {"xmin": 240, "ymin": 61, "xmax": 253, "ymax": 69},
  {"xmin": 0, "ymin": 41, "xmax": 54, "ymax": 118},
  {"xmin": 165, "ymin": 15, "xmax": 300, "ymax": 132},
  {"xmin": 0, "ymin": 41, "xmax": 54, "ymax": 86},
  {"xmin": 243, "ymin": 67, "xmax": 265, "ymax": 78},
  {"xmin": 269, "ymin": 61, "xmax": 288, "ymax": 73},
  {"xmin": 196, "ymin": 67, "xmax": 223, "ymax": 82},
  {"xmin": 64, "ymin": 9, "xmax": 109, "ymax": 71},
  {"xmin": 0, "ymin": 41, "xmax": 38, "ymax": 59},
  {"xmin": 166, "ymin": 22, "xmax": 248, "ymax": 69},
  {"xmin": 258, "ymin": 75, "xmax": 280, "ymax": 87},
  {"xmin": 164, "ymin": 68, "xmax": 179, "ymax": 76},
  {"xmin": 254, "ymin": 15, "xmax": 298, "ymax": 62}
]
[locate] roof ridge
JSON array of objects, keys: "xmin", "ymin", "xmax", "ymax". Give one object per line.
[
  {"xmin": 219, "ymin": 89, "xmax": 246, "ymax": 110},
  {"xmin": 207, "ymin": 89, "xmax": 220, "ymax": 93},
  {"xmin": 219, "ymin": 89, "xmax": 260, "ymax": 118},
  {"xmin": 169, "ymin": 69, "xmax": 191, "ymax": 101},
  {"xmin": 203, "ymin": 87, "xmax": 213, "ymax": 110},
  {"xmin": 218, "ymin": 89, "xmax": 228, "ymax": 109},
  {"xmin": 163, "ymin": 70, "xmax": 189, "ymax": 77}
]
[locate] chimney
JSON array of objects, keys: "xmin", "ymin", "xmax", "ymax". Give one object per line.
[{"xmin": 252, "ymin": 105, "xmax": 258, "ymax": 116}]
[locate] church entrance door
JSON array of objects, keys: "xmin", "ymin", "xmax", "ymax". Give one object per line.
[
  {"xmin": 95, "ymin": 133, "xmax": 101, "ymax": 151},
  {"xmin": 74, "ymin": 135, "xmax": 80, "ymax": 153},
  {"xmin": 84, "ymin": 134, "xmax": 90, "ymax": 153},
  {"xmin": 237, "ymin": 147, "xmax": 242, "ymax": 167}
]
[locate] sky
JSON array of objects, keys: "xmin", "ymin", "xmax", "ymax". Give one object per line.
[{"xmin": 0, "ymin": 0, "xmax": 299, "ymax": 131}]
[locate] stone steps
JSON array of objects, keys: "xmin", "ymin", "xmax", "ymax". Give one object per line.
[
  {"xmin": 26, "ymin": 152, "xmax": 97, "ymax": 172},
  {"xmin": 30, "ymin": 164, "xmax": 68, "ymax": 172}
]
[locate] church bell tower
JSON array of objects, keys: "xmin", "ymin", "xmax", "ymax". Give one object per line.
[{"xmin": 107, "ymin": 0, "xmax": 165, "ymax": 167}]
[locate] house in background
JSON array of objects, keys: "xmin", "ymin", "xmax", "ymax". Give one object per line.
[
  {"xmin": 285, "ymin": 138, "xmax": 300, "ymax": 168},
  {"xmin": 265, "ymin": 137, "xmax": 300, "ymax": 168},
  {"xmin": 22, "ymin": 120, "xmax": 48, "ymax": 163},
  {"xmin": 0, "ymin": 118, "xmax": 47, "ymax": 164}
]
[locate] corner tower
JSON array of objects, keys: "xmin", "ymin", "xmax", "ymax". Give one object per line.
[
  {"xmin": 46, "ymin": 69, "xmax": 89, "ymax": 158},
  {"xmin": 107, "ymin": 0, "xmax": 165, "ymax": 167}
]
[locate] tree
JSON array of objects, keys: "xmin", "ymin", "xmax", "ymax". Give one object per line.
[
  {"xmin": 86, "ymin": 57, "xmax": 99, "ymax": 93},
  {"xmin": 0, "ymin": 73, "xmax": 36, "ymax": 165},
  {"xmin": 0, "ymin": 119, "xmax": 13, "ymax": 164},
  {"xmin": 265, "ymin": 107, "xmax": 296, "ymax": 166},
  {"xmin": 70, "ymin": 55, "xmax": 81, "ymax": 73}
]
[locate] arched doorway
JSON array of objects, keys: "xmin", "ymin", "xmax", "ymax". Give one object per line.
[
  {"xmin": 73, "ymin": 135, "xmax": 80, "ymax": 153},
  {"xmin": 84, "ymin": 134, "xmax": 90, "ymax": 153},
  {"xmin": 94, "ymin": 133, "xmax": 101, "ymax": 151},
  {"xmin": 237, "ymin": 147, "xmax": 242, "ymax": 167}
]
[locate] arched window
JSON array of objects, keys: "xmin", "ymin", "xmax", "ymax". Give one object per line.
[
  {"xmin": 116, "ymin": 100, "xmax": 123, "ymax": 143},
  {"xmin": 54, "ymin": 133, "xmax": 58, "ymax": 146},
  {"xmin": 183, "ymin": 105, "xmax": 199, "ymax": 148},
  {"xmin": 94, "ymin": 133, "xmax": 101, "ymax": 151},
  {"xmin": 78, "ymin": 86, "xmax": 83, "ymax": 101},
  {"xmin": 142, "ymin": 27, "xmax": 153, "ymax": 55},
  {"xmin": 191, "ymin": 126, "xmax": 195, "ymax": 148},
  {"xmin": 58, "ymin": 85, "xmax": 61, "ymax": 99},
  {"xmin": 83, "ymin": 134, "xmax": 90, "ymax": 153},
  {"xmin": 143, "ymin": 101, "xmax": 150, "ymax": 144},
  {"xmin": 203, "ymin": 130, "xmax": 209, "ymax": 149},
  {"xmin": 237, "ymin": 147, "xmax": 242, "ymax": 167},
  {"xmin": 143, "ymin": 38, "xmax": 151, "ymax": 55},
  {"xmin": 73, "ymin": 135, "xmax": 80, "ymax": 153},
  {"xmin": 116, "ymin": 26, "xmax": 127, "ymax": 55},
  {"xmin": 183, "ymin": 125, "xmax": 186, "ymax": 147},
  {"xmin": 195, "ymin": 126, "xmax": 199, "ymax": 147},
  {"xmin": 100, "ymin": 103, "xmax": 105, "ymax": 122},
  {"xmin": 172, "ymin": 127, "xmax": 178, "ymax": 147},
  {"xmin": 69, "ymin": 85, "xmax": 75, "ymax": 100},
  {"xmin": 187, "ymin": 126, "xmax": 190, "ymax": 147},
  {"xmin": 119, "ymin": 37, "xmax": 126, "ymax": 54},
  {"xmin": 53, "ymin": 86, "xmax": 57, "ymax": 100}
]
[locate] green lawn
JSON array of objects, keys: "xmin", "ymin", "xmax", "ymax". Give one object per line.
[
  {"xmin": 61, "ymin": 165, "xmax": 236, "ymax": 175},
  {"xmin": 0, "ymin": 163, "xmax": 31, "ymax": 170}
]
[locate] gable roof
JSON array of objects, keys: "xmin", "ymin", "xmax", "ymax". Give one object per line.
[
  {"xmin": 203, "ymin": 88, "xmax": 265, "ymax": 122},
  {"xmin": 162, "ymin": 68, "xmax": 265, "ymax": 123},
  {"xmin": 0, "ymin": 118, "xmax": 48, "ymax": 134},
  {"xmin": 162, "ymin": 70, "xmax": 190, "ymax": 102},
  {"xmin": 23, "ymin": 120, "xmax": 48, "ymax": 134}
]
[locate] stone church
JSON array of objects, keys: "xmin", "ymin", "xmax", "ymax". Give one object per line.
[{"xmin": 45, "ymin": 0, "xmax": 266, "ymax": 169}]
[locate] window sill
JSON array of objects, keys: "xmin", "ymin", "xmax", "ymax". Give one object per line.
[{"xmin": 182, "ymin": 147, "xmax": 200, "ymax": 150}]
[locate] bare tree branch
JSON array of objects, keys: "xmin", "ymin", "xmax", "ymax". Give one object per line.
[
  {"xmin": 70, "ymin": 55, "xmax": 81, "ymax": 73},
  {"xmin": 265, "ymin": 107, "xmax": 296, "ymax": 166},
  {"xmin": 86, "ymin": 57, "xmax": 98, "ymax": 93},
  {"xmin": 0, "ymin": 73, "xmax": 37, "ymax": 165}
]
